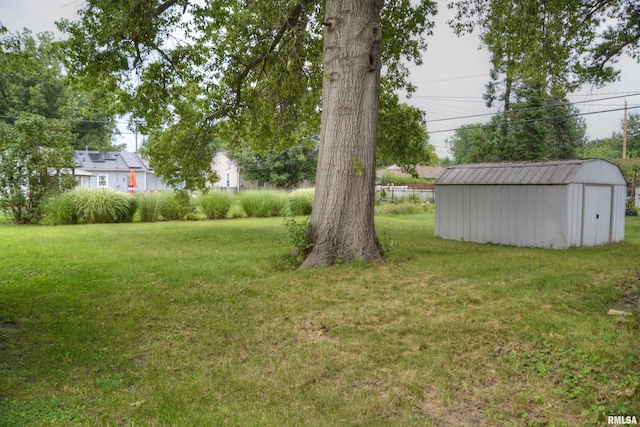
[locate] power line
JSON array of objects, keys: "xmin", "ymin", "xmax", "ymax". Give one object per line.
[
  {"xmin": 411, "ymin": 73, "xmax": 489, "ymax": 84},
  {"xmin": 425, "ymin": 92, "xmax": 640, "ymax": 124},
  {"xmin": 429, "ymin": 105, "xmax": 640, "ymax": 134}
]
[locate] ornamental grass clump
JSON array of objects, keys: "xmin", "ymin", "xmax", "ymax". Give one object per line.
[
  {"xmin": 159, "ymin": 191, "xmax": 192, "ymax": 220},
  {"xmin": 137, "ymin": 192, "xmax": 163, "ymax": 222},
  {"xmin": 75, "ymin": 188, "xmax": 136, "ymax": 224},
  {"xmin": 287, "ymin": 188, "xmax": 314, "ymax": 216},
  {"xmin": 43, "ymin": 191, "xmax": 78, "ymax": 225},
  {"xmin": 200, "ymin": 191, "xmax": 233, "ymax": 219},
  {"xmin": 240, "ymin": 190, "xmax": 288, "ymax": 217}
]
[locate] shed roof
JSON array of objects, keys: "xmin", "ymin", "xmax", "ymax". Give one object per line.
[{"xmin": 436, "ymin": 159, "xmax": 627, "ymax": 186}]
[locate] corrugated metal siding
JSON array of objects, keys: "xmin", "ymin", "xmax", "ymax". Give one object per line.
[
  {"xmin": 567, "ymin": 184, "xmax": 583, "ymax": 246},
  {"xmin": 435, "ymin": 184, "xmax": 572, "ymax": 248},
  {"xmin": 434, "ymin": 159, "xmax": 627, "ymax": 248},
  {"xmin": 612, "ymin": 185, "xmax": 626, "ymax": 242}
]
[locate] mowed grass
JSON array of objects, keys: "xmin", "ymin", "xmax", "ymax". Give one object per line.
[{"xmin": 0, "ymin": 215, "xmax": 639, "ymax": 426}]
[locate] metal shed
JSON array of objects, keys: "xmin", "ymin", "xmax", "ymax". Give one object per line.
[{"xmin": 434, "ymin": 159, "xmax": 628, "ymax": 248}]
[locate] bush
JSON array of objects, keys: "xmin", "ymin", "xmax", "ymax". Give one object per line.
[
  {"xmin": 137, "ymin": 193, "xmax": 163, "ymax": 222},
  {"xmin": 159, "ymin": 191, "xmax": 191, "ymax": 221},
  {"xmin": 287, "ymin": 188, "xmax": 314, "ymax": 216},
  {"xmin": 240, "ymin": 190, "xmax": 288, "ymax": 217},
  {"xmin": 75, "ymin": 189, "xmax": 136, "ymax": 224},
  {"xmin": 375, "ymin": 201, "xmax": 434, "ymax": 215},
  {"xmin": 43, "ymin": 192, "xmax": 78, "ymax": 225},
  {"xmin": 378, "ymin": 172, "xmax": 434, "ymax": 186},
  {"xmin": 226, "ymin": 204, "xmax": 247, "ymax": 219},
  {"xmin": 283, "ymin": 216, "xmax": 313, "ymax": 263},
  {"xmin": 200, "ymin": 191, "xmax": 233, "ymax": 219}
]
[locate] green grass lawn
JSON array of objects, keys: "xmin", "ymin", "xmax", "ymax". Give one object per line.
[{"xmin": 1, "ymin": 214, "xmax": 639, "ymax": 426}]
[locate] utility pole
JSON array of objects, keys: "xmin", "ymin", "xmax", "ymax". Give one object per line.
[{"xmin": 623, "ymin": 100, "xmax": 628, "ymax": 159}]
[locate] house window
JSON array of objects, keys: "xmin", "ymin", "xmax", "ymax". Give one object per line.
[
  {"xmin": 226, "ymin": 172, "xmax": 230, "ymax": 187},
  {"xmin": 98, "ymin": 175, "xmax": 108, "ymax": 188}
]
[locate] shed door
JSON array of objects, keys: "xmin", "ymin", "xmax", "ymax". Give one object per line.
[{"xmin": 582, "ymin": 185, "xmax": 612, "ymax": 245}]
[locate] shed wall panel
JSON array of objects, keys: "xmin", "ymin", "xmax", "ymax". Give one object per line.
[
  {"xmin": 612, "ymin": 185, "xmax": 626, "ymax": 242},
  {"xmin": 567, "ymin": 184, "xmax": 583, "ymax": 246},
  {"xmin": 542, "ymin": 185, "xmax": 568, "ymax": 248}
]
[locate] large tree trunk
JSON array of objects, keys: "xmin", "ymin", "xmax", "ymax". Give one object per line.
[{"xmin": 301, "ymin": 0, "xmax": 384, "ymax": 268}]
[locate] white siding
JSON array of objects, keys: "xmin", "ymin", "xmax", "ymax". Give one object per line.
[
  {"xmin": 612, "ymin": 185, "xmax": 627, "ymax": 243},
  {"xmin": 566, "ymin": 183, "xmax": 584, "ymax": 246},
  {"xmin": 434, "ymin": 160, "xmax": 627, "ymax": 248},
  {"xmin": 437, "ymin": 184, "xmax": 573, "ymax": 248}
]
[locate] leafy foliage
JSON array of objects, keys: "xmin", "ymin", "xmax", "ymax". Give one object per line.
[
  {"xmin": 0, "ymin": 113, "xmax": 75, "ymax": 223},
  {"xmin": 58, "ymin": 0, "xmax": 437, "ymax": 190},
  {"xmin": 449, "ymin": 0, "xmax": 638, "ymax": 164},
  {"xmin": 141, "ymin": 120, "xmax": 219, "ymax": 191},
  {"xmin": 0, "ymin": 29, "xmax": 120, "ymax": 151},
  {"xmin": 578, "ymin": 113, "xmax": 640, "ymax": 162},
  {"xmin": 232, "ymin": 145, "xmax": 317, "ymax": 189},
  {"xmin": 378, "ymin": 172, "xmax": 434, "ymax": 186},
  {"xmin": 450, "ymin": 0, "xmax": 639, "ymax": 99},
  {"xmin": 283, "ymin": 215, "xmax": 313, "ymax": 263},
  {"xmin": 377, "ymin": 91, "xmax": 437, "ymax": 170},
  {"xmin": 446, "ymin": 85, "xmax": 587, "ymax": 164}
]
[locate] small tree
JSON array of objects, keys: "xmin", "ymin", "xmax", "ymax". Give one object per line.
[
  {"xmin": 232, "ymin": 145, "xmax": 318, "ymax": 189},
  {"xmin": 0, "ymin": 113, "xmax": 75, "ymax": 224}
]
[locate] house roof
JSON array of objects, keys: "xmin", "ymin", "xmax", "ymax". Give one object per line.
[
  {"xmin": 73, "ymin": 150, "xmax": 152, "ymax": 171},
  {"xmin": 376, "ymin": 165, "xmax": 445, "ymax": 179},
  {"xmin": 436, "ymin": 159, "xmax": 627, "ymax": 186}
]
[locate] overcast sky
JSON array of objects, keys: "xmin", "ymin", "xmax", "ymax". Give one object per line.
[{"xmin": 2, "ymin": 0, "xmax": 639, "ymax": 159}]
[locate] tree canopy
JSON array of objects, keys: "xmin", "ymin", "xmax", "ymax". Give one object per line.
[
  {"xmin": 232, "ymin": 145, "xmax": 318, "ymax": 189},
  {"xmin": 0, "ymin": 29, "xmax": 120, "ymax": 151},
  {"xmin": 450, "ymin": 0, "xmax": 640, "ymax": 99},
  {"xmin": 58, "ymin": 0, "xmax": 437, "ymax": 187},
  {"xmin": 578, "ymin": 112, "xmax": 640, "ymax": 161},
  {"xmin": 447, "ymin": 85, "xmax": 587, "ymax": 164},
  {"xmin": 0, "ymin": 113, "xmax": 75, "ymax": 223}
]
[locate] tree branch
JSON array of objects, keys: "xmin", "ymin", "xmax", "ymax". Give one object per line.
[{"xmin": 210, "ymin": 0, "xmax": 316, "ymax": 120}]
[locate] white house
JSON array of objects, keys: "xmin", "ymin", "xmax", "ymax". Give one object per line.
[
  {"xmin": 210, "ymin": 152, "xmax": 243, "ymax": 191},
  {"xmin": 435, "ymin": 159, "xmax": 628, "ymax": 248}
]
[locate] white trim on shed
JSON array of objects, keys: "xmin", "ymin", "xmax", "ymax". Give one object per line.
[{"xmin": 435, "ymin": 159, "xmax": 627, "ymax": 248}]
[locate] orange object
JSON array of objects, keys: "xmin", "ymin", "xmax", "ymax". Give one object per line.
[{"xmin": 129, "ymin": 169, "xmax": 137, "ymax": 193}]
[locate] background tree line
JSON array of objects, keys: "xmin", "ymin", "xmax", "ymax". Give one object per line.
[{"xmin": 0, "ymin": 29, "xmax": 121, "ymax": 223}]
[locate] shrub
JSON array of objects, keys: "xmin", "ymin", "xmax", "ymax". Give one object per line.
[
  {"xmin": 287, "ymin": 188, "xmax": 314, "ymax": 216},
  {"xmin": 226, "ymin": 203, "xmax": 247, "ymax": 219},
  {"xmin": 378, "ymin": 172, "xmax": 434, "ymax": 186},
  {"xmin": 200, "ymin": 191, "xmax": 233, "ymax": 219},
  {"xmin": 159, "ymin": 191, "xmax": 191, "ymax": 221},
  {"xmin": 283, "ymin": 216, "xmax": 313, "ymax": 263},
  {"xmin": 375, "ymin": 201, "xmax": 434, "ymax": 215},
  {"xmin": 240, "ymin": 190, "xmax": 288, "ymax": 217},
  {"xmin": 137, "ymin": 193, "xmax": 163, "ymax": 222},
  {"xmin": 43, "ymin": 192, "xmax": 78, "ymax": 225},
  {"xmin": 75, "ymin": 189, "xmax": 136, "ymax": 224}
]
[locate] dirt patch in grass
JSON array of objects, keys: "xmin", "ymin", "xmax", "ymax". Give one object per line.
[{"xmin": 414, "ymin": 386, "xmax": 487, "ymax": 427}]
